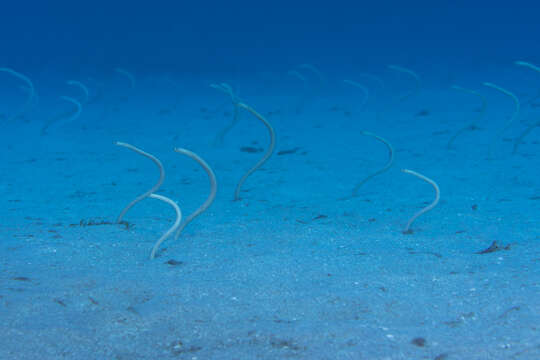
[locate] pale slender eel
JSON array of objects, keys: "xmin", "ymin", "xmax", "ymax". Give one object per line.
[
  {"xmin": 351, "ymin": 131, "xmax": 394, "ymax": 197},
  {"xmin": 483, "ymin": 82, "xmax": 520, "ymax": 139},
  {"xmin": 387, "ymin": 65, "xmax": 421, "ymax": 101},
  {"xmin": 344, "ymin": 79, "xmax": 370, "ymax": 110},
  {"xmin": 173, "ymin": 148, "xmax": 217, "ymax": 240},
  {"xmin": 234, "ymin": 102, "xmax": 276, "ymax": 201},
  {"xmin": 66, "ymin": 80, "xmax": 90, "ymax": 104},
  {"xmin": 115, "ymin": 142, "xmax": 165, "ymax": 223},
  {"xmin": 211, "ymin": 83, "xmax": 241, "ymax": 146},
  {"xmin": 114, "ymin": 67, "xmax": 136, "ymax": 88},
  {"xmin": 149, "ymin": 194, "xmax": 182, "ymax": 260},
  {"xmin": 0, "ymin": 67, "xmax": 36, "ymax": 120},
  {"xmin": 401, "ymin": 169, "xmax": 440, "ymax": 234},
  {"xmin": 59, "ymin": 96, "xmax": 82, "ymax": 124}
]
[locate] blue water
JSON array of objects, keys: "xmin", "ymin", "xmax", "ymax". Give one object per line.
[{"xmin": 1, "ymin": 1, "xmax": 539, "ymax": 359}]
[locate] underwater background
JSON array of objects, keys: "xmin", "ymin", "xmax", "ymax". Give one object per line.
[{"xmin": 1, "ymin": 1, "xmax": 539, "ymax": 359}]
